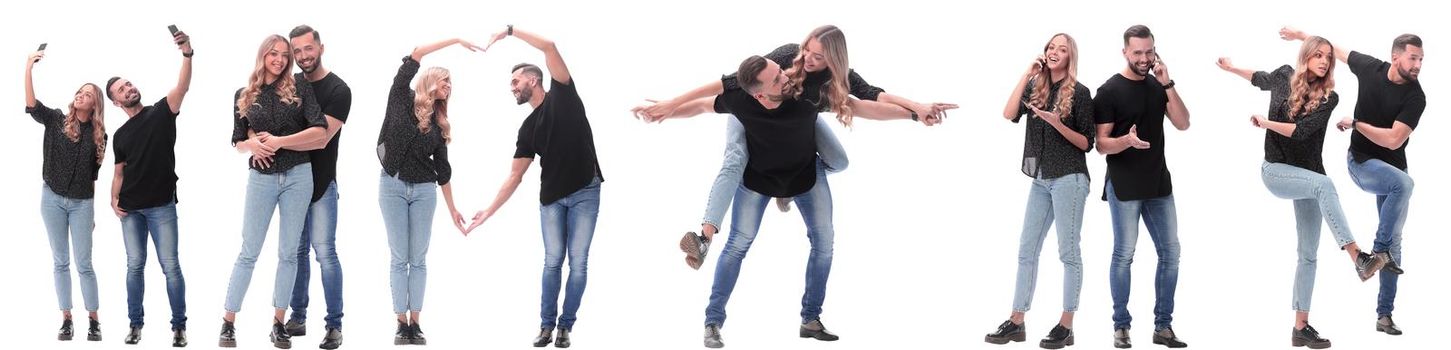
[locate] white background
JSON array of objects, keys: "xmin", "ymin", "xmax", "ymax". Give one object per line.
[{"xmin": 1, "ymin": 0, "xmax": 1442, "ymax": 349}]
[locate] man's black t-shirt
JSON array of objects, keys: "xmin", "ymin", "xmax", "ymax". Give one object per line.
[
  {"xmin": 1095, "ymin": 74, "xmax": 1172, "ymax": 201},
  {"xmin": 712, "ymin": 90, "xmax": 818, "ymax": 198},
  {"xmin": 113, "ymin": 97, "xmax": 180, "ymax": 210}
]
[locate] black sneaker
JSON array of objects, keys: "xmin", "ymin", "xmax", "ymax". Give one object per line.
[
  {"xmin": 59, "ymin": 318, "xmax": 75, "ymax": 341},
  {"xmin": 1354, "ymin": 252, "xmax": 1387, "ymax": 281},
  {"xmin": 533, "ymin": 327, "xmax": 553, "ymax": 347},
  {"xmin": 1152, "ymin": 327, "xmax": 1187, "ymax": 348},
  {"xmin": 704, "ymin": 324, "xmax": 724, "ymax": 349},
  {"xmin": 88, "ymin": 318, "xmax": 102, "ymax": 341},
  {"xmin": 1376, "ymin": 316, "xmax": 1403, "ymax": 335},
  {"xmin": 985, "ymin": 320, "xmax": 1026, "ymax": 344},
  {"xmin": 1113, "ymin": 328, "xmax": 1131, "ymax": 348},
  {"xmin": 124, "ymin": 326, "xmax": 143, "ymax": 345},
  {"xmin": 284, "ymin": 318, "xmax": 306, "ymax": 337},
  {"xmin": 680, "ymin": 232, "xmax": 711, "ymax": 270},
  {"xmin": 799, "ymin": 319, "xmax": 839, "ymax": 341},
  {"xmin": 409, "ymin": 322, "xmax": 426, "ymax": 345},
  {"xmin": 172, "ymin": 328, "xmax": 188, "ymax": 347},
  {"xmin": 320, "ymin": 327, "xmax": 343, "ymax": 349},
  {"xmin": 271, "ymin": 320, "xmax": 293, "ymax": 349},
  {"xmin": 1039, "ymin": 324, "xmax": 1074, "ymax": 349},
  {"xmin": 219, "ymin": 320, "xmax": 237, "ymax": 348},
  {"xmin": 1377, "ymin": 252, "xmax": 1404, "ymax": 275},
  {"xmin": 555, "ymin": 328, "xmax": 571, "ymax": 348},
  {"xmin": 1292, "ymin": 324, "xmax": 1330, "ymax": 349},
  {"xmin": 394, "ymin": 320, "xmax": 412, "ymax": 345}
]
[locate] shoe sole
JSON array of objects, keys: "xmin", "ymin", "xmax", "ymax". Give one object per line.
[
  {"xmin": 273, "ymin": 341, "xmax": 292, "ymax": 349},
  {"xmin": 799, "ymin": 332, "xmax": 839, "ymax": 341},
  {"xmin": 394, "ymin": 338, "xmax": 411, "ymax": 345},
  {"xmin": 555, "ymin": 341, "xmax": 571, "ymax": 348},
  {"xmin": 59, "ymin": 334, "xmax": 73, "ymax": 341},
  {"xmin": 680, "ymin": 232, "xmax": 706, "ymax": 270},
  {"xmin": 704, "ymin": 341, "xmax": 724, "ymax": 349},
  {"xmin": 411, "ymin": 339, "xmax": 427, "ymax": 345},
  {"xmin": 1039, "ymin": 336, "xmax": 1074, "ymax": 349},
  {"xmin": 985, "ymin": 332, "xmax": 1026, "ymax": 344},
  {"xmin": 1376, "ymin": 323, "xmax": 1403, "ymax": 335},
  {"xmin": 219, "ymin": 340, "xmax": 236, "ymax": 347},
  {"xmin": 1291, "ymin": 339, "xmax": 1331, "ymax": 349},
  {"xmin": 1114, "ymin": 341, "xmax": 1131, "ymax": 348},
  {"xmin": 321, "ymin": 339, "xmax": 342, "ymax": 350},
  {"xmin": 1152, "ymin": 337, "xmax": 1187, "ymax": 348},
  {"xmin": 534, "ymin": 339, "xmax": 552, "ymax": 347},
  {"xmin": 88, "ymin": 335, "xmax": 102, "ymax": 341}
]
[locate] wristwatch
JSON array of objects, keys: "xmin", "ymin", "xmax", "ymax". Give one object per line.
[
  {"xmin": 909, "ymin": 110, "xmax": 919, "ymax": 122},
  {"xmin": 506, "ymin": 25, "xmax": 514, "ymax": 36},
  {"xmin": 1162, "ymin": 80, "xmax": 1176, "ymax": 90}
]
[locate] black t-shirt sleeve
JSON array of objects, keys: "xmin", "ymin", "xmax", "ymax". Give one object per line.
[
  {"xmin": 1093, "ymin": 85, "xmax": 1117, "ymax": 125},
  {"xmin": 1072, "ymin": 84, "xmax": 1097, "ymax": 152},
  {"xmin": 295, "ymin": 78, "xmax": 327, "ymax": 129},
  {"xmin": 1398, "ymin": 92, "xmax": 1426, "ymax": 129},
  {"xmin": 845, "ymin": 69, "xmax": 884, "ymax": 101},
  {"xmin": 550, "ymin": 78, "xmax": 578, "ymax": 97},
  {"xmin": 154, "ymin": 97, "xmax": 178, "ymax": 118},
  {"xmin": 113, "ymin": 133, "xmax": 127, "ymax": 165},
  {"xmin": 1291, "ymin": 92, "xmax": 1338, "ymax": 140},
  {"xmin": 326, "ymin": 83, "xmax": 352, "ymax": 123},
  {"xmin": 26, "ymin": 100, "xmax": 64, "ymax": 127},
  {"xmin": 1347, "ymin": 51, "xmax": 1382, "ymax": 77},
  {"xmin": 514, "ymin": 119, "xmax": 537, "ymax": 159},
  {"xmin": 712, "ymin": 94, "xmax": 732, "ymax": 114},
  {"xmin": 231, "ymin": 89, "xmax": 248, "ymax": 145},
  {"xmin": 1251, "ymin": 65, "xmax": 1294, "ymax": 91}
]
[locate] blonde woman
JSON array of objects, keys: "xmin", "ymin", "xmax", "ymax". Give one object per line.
[
  {"xmin": 1218, "ymin": 35, "xmax": 1387, "ymax": 349},
  {"xmin": 984, "ymin": 33, "xmax": 1094, "ymax": 350},
  {"xmin": 26, "ymin": 48, "xmax": 108, "ymax": 343},
  {"xmin": 376, "ymin": 38, "xmax": 479, "ymax": 346},
  {"xmin": 220, "ymin": 34, "xmax": 328, "ymax": 349}
]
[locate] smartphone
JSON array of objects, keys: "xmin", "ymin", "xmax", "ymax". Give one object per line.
[
  {"xmin": 1147, "ymin": 52, "xmax": 1161, "ymax": 72},
  {"xmin": 38, "ymin": 43, "xmax": 48, "ymax": 51},
  {"xmin": 168, "ymin": 24, "xmax": 179, "ymax": 35}
]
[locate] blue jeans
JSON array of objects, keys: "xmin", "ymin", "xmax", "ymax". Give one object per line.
[
  {"xmin": 379, "ymin": 171, "xmax": 436, "ymax": 314},
  {"xmin": 1261, "ymin": 161, "xmax": 1360, "ymax": 311},
  {"xmin": 120, "ymin": 200, "xmax": 187, "ymax": 330},
  {"xmin": 539, "ymin": 177, "xmax": 602, "ymax": 330},
  {"xmin": 706, "ymin": 162, "xmax": 833, "ymax": 327},
  {"xmin": 1345, "ymin": 152, "xmax": 1412, "ymax": 316},
  {"xmin": 1011, "ymin": 174, "xmax": 1088, "ymax": 313},
  {"xmin": 1106, "ymin": 182, "xmax": 1180, "ymax": 331},
  {"xmin": 289, "ymin": 181, "xmax": 344, "ymax": 329},
  {"xmin": 41, "ymin": 185, "xmax": 99, "ymax": 312},
  {"xmin": 700, "ymin": 115, "xmax": 847, "ymax": 230},
  {"xmin": 224, "ymin": 164, "xmax": 313, "ymax": 312}
]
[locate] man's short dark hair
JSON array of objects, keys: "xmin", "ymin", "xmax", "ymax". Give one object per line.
[
  {"xmin": 289, "ymin": 24, "xmax": 319, "ymax": 43},
  {"xmin": 1393, "ymin": 34, "xmax": 1423, "ymax": 53},
  {"xmin": 512, "ymin": 63, "xmax": 544, "ymax": 82},
  {"xmin": 105, "ymin": 76, "xmax": 121, "ymax": 101},
  {"xmin": 1123, "ymin": 25, "xmax": 1154, "ymax": 46},
  {"xmin": 736, "ymin": 55, "xmax": 769, "ymax": 94}
]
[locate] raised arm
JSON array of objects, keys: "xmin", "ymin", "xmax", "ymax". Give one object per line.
[
  {"xmin": 411, "ymin": 38, "xmax": 482, "ymax": 63},
  {"xmin": 1155, "ymin": 59, "xmax": 1190, "ymax": 131},
  {"xmin": 167, "ymin": 31, "xmax": 194, "ymax": 115},
  {"xmin": 464, "ymin": 157, "xmax": 534, "ymax": 235},
  {"xmin": 25, "ymin": 51, "xmax": 43, "ymax": 108},
  {"xmin": 1281, "ymin": 27, "xmax": 1350, "ymax": 63},
  {"xmin": 1216, "ymin": 57, "xmax": 1255, "ymax": 81},
  {"xmin": 488, "ymin": 26, "xmax": 571, "ymax": 84}
]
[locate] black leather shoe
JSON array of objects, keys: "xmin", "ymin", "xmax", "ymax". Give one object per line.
[
  {"xmin": 59, "ymin": 319, "xmax": 75, "ymax": 341},
  {"xmin": 799, "ymin": 319, "xmax": 839, "ymax": 341},
  {"xmin": 1039, "ymin": 324, "xmax": 1074, "ymax": 349},
  {"xmin": 1376, "ymin": 316, "xmax": 1403, "ymax": 335},
  {"xmin": 172, "ymin": 328, "xmax": 188, "ymax": 347},
  {"xmin": 320, "ymin": 327, "xmax": 343, "ymax": 349},
  {"xmin": 555, "ymin": 328, "xmax": 571, "ymax": 348},
  {"xmin": 1378, "ymin": 252, "xmax": 1404, "ymax": 275},
  {"xmin": 125, "ymin": 326, "xmax": 143, "ymax": 345},
  {"xmin": 284, "ymin": 318, "xmax": 306, "ymax": 337},
  {"xmin": 985, "ymin": 320, "xmax": 1026, "ymax": 344},
  {"xmin": 533, "ymin": 327, "xmax": 553, "ymax": 347},
  {"xmin": 1152, "ymin": 327, "xmax": 1187, "ymax": 348},
  {"xmin": 409, "ymin": 322, "xmax": 426, "ymax": 345},
  {"xmin": 1355, "ymin": 252, "xmax": 1386, "ymax": 281},
  {"xmin": 394, "ymin": 320, "xmax": 412, "ymax": 345},
  {"xmin": 1292, "ymin": 324, "xmax": 1331, "ymax": 349},
  {"xmin": 1113, "ymin": 328, "xmax": 1131, "ymax": 348},
  {"xmin": 271, "ymin": 319, "xmax": 293, "ymax": 349},
  {"xmin": 88, "ymin": 318, "xmax": 102, "ymax": 341},
  {"xmin": 219, "ymin": 320, "xmax": 237, "ymax": 347}
]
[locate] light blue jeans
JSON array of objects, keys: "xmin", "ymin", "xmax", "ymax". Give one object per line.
[
  {"xmin": 706, "ymin": 161, "xmax": 833, "ymax": 327},
  {"xmin": 700, "ymin": 115, "xmax": 847, "ymax": 230},
  {"xmin": 224, "ymin": 163, "xmax": 313, "ymax": 312},
  {"xmin": 41, "ymin": 184, "xmax": 99, "ymax": 312},
  {"xmin": 539, "ymin": 177, "xmax": 602, "ymax": 330},
  {"xmin": 1011, "ymin": 174, "xmax": 1088, "ymax": 313},
  {"xmin": 379, "ymin": 171, "xmax": 436, "ymax": 314},
  {"xmin": 1261, "ymin": 161, "xmax": 1358, "ymax": 312}
]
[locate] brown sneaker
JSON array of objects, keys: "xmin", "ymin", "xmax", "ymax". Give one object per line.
[
  {"xmin": 775, "ymin": 198, "xmax": 792, "ymax": 213},
  {"xmin": 679, "ymin": 232, "xmax": 710, "ymax": 270}
]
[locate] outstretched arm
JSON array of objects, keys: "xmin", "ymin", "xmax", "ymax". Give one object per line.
[
  {"xmin": 25, "ymin": 51, "xmax": 43, "ymax": 108},
  {"xmin": 634, "ymin": 96, "xmax": 717, "ymax": 122},
  {"xmin": 1281, "ymin": 27, "xmax": 1350, "ymax": 63},
  {"xmin": 1216, "ymin": 57, "xmax": 1256, "ymax": 81},
  {"xmin": 486, "ymin": 26, "xmax": 571, "ymax": 84},
  {"xmin": 167, "ymin": 31, "xmax": 194, "ymax": 115},
  {"xmin": 638, "ymin": 80, "xmax": 726, "ymax": 121},
  {"xmin": 464, "ymin": 157, "xmax": 534, "ymax": 235},
  {"xmin": 411, "ymin": 38, "xmax": 483, "ymax": 63}
]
